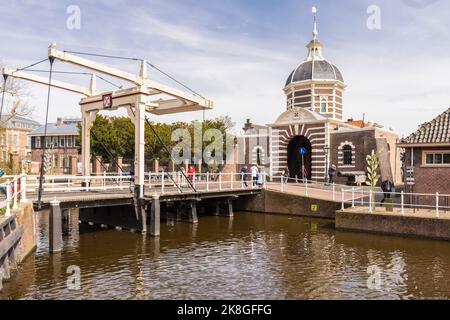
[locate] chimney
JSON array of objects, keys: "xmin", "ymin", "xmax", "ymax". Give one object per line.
[{"xmin": 56, "ymin": 117, "xmax": 63, "ymax": 126}]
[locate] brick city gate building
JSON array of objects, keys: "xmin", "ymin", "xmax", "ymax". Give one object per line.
[{"xmin": 238, "ymin": 10, "xmax": 401, "ymax": 185}]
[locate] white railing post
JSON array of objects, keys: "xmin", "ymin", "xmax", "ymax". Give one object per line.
[
  {"xmin": 241, "ymin": 172, "xmax": 244, "ymax": 189},
  {"xmin": 219, "ymin": 172, "xmax": 222, "ymax": 191},
  {"xmin": 341, "ymin": 189, "xmax": 345, "ymax": 210},
  {"xmin": 352, "ymin": 187, "xmax": 355, "ymax": 208},
  {"xmin": 103, "ymin": 171, "xmax": 107, "ymax": 191},
  {"xmin": 281, "ymin": 176, "xmax": 284, "ymax": 192},
  {"xmin": 401, "ymin": 191, "xmax": 404, "ymax": 216},
  {"xmin": 369, "ymin": 191, "xmax": 373, "ymax": 213},
  {"xmin": 20, "ymin": 172, "xmax": 27, "ymax": 203},
  {"xmin": 161, "ymin": 170, "xmax": 165, "ymax": 194},
  {"xmin": 305, "ymin": 179, "xmax": 308, "ymax": 196},
  {"xmin": 436, "ymin": 192, "xmax": 440, "ymax": 218},
  {"xmin": 361, "ymin": 189, "xmax": 364, "ymax": 206},
  {"xmin": 13, "ymin": 178, "xmax": 18, "ymax": 210},
  {"xmin": 206, "ymin": 171, "xmax": 210, "ymax": 191},
  {"xmin": 5, "ymin": 179, "xmax": 11, "ymax": 217}
]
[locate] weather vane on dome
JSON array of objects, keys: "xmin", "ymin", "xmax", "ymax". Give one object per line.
[{"xmin": 312, "ymin": 6, "xmax": 318, "ymax": 40}]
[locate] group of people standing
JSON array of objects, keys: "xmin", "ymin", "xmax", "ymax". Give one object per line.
[{"xmin": 240, "ymin": 164, "xmax": 264, "ymax": 187}]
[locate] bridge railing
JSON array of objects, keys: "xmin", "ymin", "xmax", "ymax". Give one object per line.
[
  {"xmin": 340, "ymin": 188, "xmax": 450, "ymax": 217},
  {"xmin": 3, "ymin": 172, "xmax": 266, "ymax": 196},
  {"xmin": 23, "ymin": 174, "xmax": 134, "ymax": 193},
  {"xmin": 268, "ymin": 175, "xmax": 362, "ymax": 200},
  {"xmin": 0, "ymin": 173, "xmax": 27, "ymax": 217},
  {"xmin": 145, "ymin": 171, "xmax": 267, "ymax": 194}
]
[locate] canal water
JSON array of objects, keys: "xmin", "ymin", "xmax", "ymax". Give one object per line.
[{"xmin": 1, "ymin": 210, "xmax": 450, "ymax": 300}]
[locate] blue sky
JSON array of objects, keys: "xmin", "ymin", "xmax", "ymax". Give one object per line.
[{"xmin": 0, "ymin": 0, "xmax": 449, "ymax": 135}]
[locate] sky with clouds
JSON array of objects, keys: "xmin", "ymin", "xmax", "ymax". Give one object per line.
[{"xmin": 0, "ymin": 0, "xmax": 449, "ymax": 136}]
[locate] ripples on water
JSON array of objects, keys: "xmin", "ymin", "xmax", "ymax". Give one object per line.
[{"xmin": 1, "ymin": 211, "xmax": 450, "ymax": 300}]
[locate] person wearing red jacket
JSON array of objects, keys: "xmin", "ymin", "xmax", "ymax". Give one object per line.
[{"xmin": 187, "ymin": 166, "xmax": 196, "ymax": 184}]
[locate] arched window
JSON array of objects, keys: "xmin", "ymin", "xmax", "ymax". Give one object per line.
[
  {"xmin": 343, "ymin": 145, "xmax": 353, "ymax": 165},
  {"xmin": 320, "ymin": 98, "xmax": 327, "ymax": 113},
  {"xmin": 256, "ymin": 148, "xmax": 262, "ymax": 166}
]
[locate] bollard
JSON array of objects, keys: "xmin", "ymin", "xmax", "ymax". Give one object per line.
[
  {"xmin": 206, "ymin": 171, "xmax": 210, "ymax": 191},
  {"xmin": 150, "ymin": 195, "xmax": 160, "ymax": 237},
  {"xmin": 49, "ymin": 198, "xmax": 63, "ymax": 253},
  {"xmin": 341, "ymin": 190, "xmax": 344, "ymax": 210}
]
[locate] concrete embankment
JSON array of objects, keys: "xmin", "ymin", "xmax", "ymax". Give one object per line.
[
  {"xmin": 336, "ymin": 208, "xmax": 450, "ymax": 241},
  {"xmin": 234, "ymin": 188, "xmax": 342, "ymax": 219},
  {"xmin": 0, "ymin": 202, "xmax": 36, "ymax": 290}
]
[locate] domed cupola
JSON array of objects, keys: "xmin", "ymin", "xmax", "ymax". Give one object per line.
[{"xmin": 284, "ymin": 7, "xmax": 346, "ymax": 121}]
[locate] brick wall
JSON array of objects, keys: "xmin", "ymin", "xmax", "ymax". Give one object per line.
[{"xmin": 404, "ymin": 146, "xmax": 450, "ymax": 198}]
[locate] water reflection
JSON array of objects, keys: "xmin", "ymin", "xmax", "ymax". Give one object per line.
[{"xmin": 1, "ymin": 211, "xmax": 450, "ymax": 300}]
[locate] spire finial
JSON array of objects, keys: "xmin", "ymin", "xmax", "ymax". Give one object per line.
[{"xmin": 312, "ymin": 6, "xmax": 318, "ymax": 40}]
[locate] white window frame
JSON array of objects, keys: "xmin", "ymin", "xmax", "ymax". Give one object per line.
[{"xmin": 422, "ymin": 150, "xmax": 450, "ymax": 167}]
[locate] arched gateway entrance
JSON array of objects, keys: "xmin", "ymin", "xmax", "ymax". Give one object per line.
[{"xmin": 287, "ymin": 135, "xmax": 312, "ymax": 180}]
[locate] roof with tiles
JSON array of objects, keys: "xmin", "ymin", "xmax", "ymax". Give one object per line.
[{"xmin": 403, "ymin": 108, "xmax": 450, "ymax": 144}]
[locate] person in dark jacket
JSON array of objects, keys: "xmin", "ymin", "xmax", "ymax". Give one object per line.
[
  {"xmin": 240, "ymin": 166, "xmax": 249, "ymax": 187},
  {"xmin": 381, "ymin": 178, "xmax": 394, "ymax": 205},
  {"xmin": 328, "ymin": 164, "xmax": 337, "ymax": 184}
]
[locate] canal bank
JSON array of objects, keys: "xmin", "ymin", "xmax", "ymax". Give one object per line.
[
  {"xmin": 235, "ymin": 188, "xmax": 344, "ymax": 219},
  {"xmin": 0, "ymin": 202, "xmax": 36, "ymax": 290},
  {"xmin": 336, "ymin": 208, "xmax": 450, "ymax": 241}
]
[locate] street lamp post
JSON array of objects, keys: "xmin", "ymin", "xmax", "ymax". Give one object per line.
[{"xmin": 323, "ymin": 146, "xmax": 330, "ymax": 184}]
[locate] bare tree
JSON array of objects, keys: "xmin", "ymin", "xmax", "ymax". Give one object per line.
[{"xmin": 0, "ymin": 61, "xmax": 34, "ymax": 122}]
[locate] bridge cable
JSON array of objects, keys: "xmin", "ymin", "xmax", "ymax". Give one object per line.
[
  {"xmin": 145, "ymin": 61, "xmax": 206, "ymax": 99},
  {"xmin": 37, "ymin": 57, "xmax": 55, "ymax": 210},
  {"xmin": 25, "ymin": 69, "xmax": 123, "ymax": 89},
  {"xmin": 127, "ymin": 105, "xmax": 185, "ymax": 193},
  {"xmin": 89, "ymin": 129, "xmax": 132, "ymax": 190},
  {"xmin": 144, "ymin": 115, "xmax": 197, "ymax": 193},
  {"xmin": 16, "ymin": 58, "xmax": 49, "ymax": 72},
  {"xmin": 60, "ymin": 49, "xmax": 207, "ymax": 100},
  {"xmin": 63, "ymin": 50, "xmax": 140, "ymax": 61},
  {"xmin": 0, "ymin": 58, "xmax": 48, "ymax": 125}
]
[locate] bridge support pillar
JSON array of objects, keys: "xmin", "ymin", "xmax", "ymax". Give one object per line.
[
  {"xmin": 150, "ymin": 195, "xmax": 160, "ymax": 237},
  {"xmin": 141, "ymin": 202, "xmax": 147, "ymax": 234},
  {"xmin": 225, "ymin": 199, "xmax": 234, "ymax": 217},
  {"xmin": 189, "ymin": 201, "xmax": 198, "ymax": 224},
  {"xmin": 214, "ymin": 203, "xmax": 221, "ymax": 216},
  {"xmin": 49, "ymin": 199, "xmax": 63, "ymax": 253}
]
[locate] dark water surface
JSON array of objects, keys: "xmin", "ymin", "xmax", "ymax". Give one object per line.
[{"xmin": 1, "ymin": 210, "xmax": 450, "ymax": 300}]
